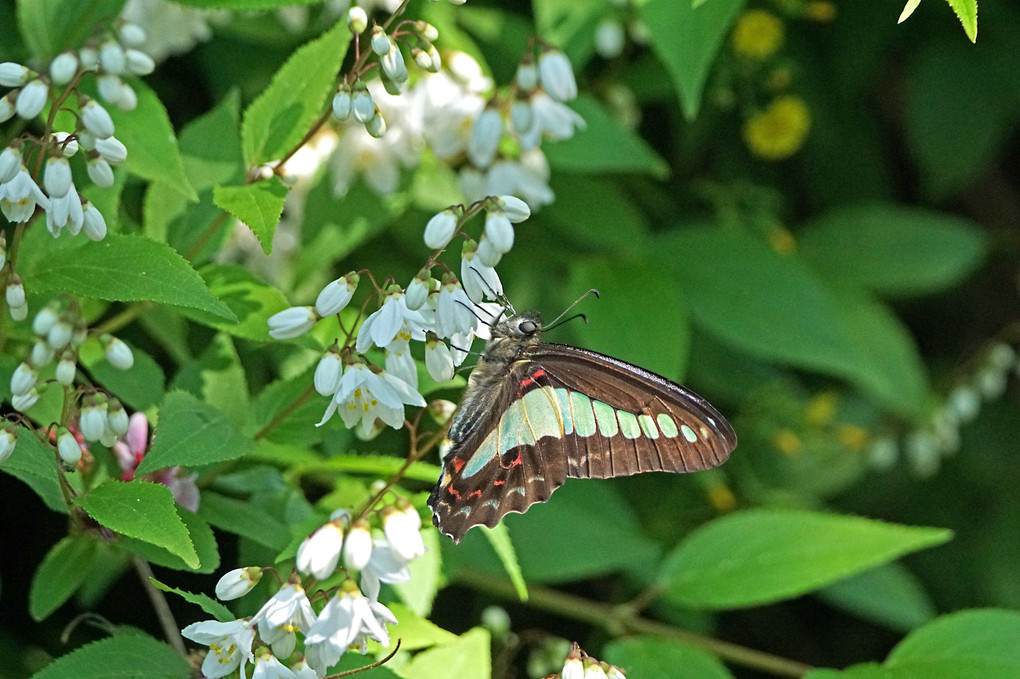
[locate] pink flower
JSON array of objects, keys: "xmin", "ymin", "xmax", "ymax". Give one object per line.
[{"xmin": 112, "ymin": 412, "xmax": 200, "ymax": 512}]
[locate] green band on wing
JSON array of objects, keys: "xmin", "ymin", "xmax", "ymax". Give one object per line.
[
  {"xmin": 522, "ymin": 386, "xmax": 566, "ymax": 441},
  {"xmin": 569, "ymin": 391, "xmax": 597, "ymax": 437},
  {"xmin": 681, "ymin": 424, "xmax": 698, "ymax": 443},
  {"xmin": 464, "ymin": 426, "xmax": 499, "ymax": 478},
  {"xmin": 638, "ymin": 414, "xmax": 659, "ymax": 439},
  {"xmin": 657, "ymin": 413, "xmax": 679, "ymax": 438},
  {"xmin": 592, "ymin": 400, "xmax": 619, "ymax": 437},
  {"xmin": 617, "ymin": 410, "xmax": 641, "ymax": 439}
]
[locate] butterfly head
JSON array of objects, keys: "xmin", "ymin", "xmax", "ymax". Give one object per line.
[{"xmin": 492, "ymin": 310, "xmax": 542, "ymax": 340}]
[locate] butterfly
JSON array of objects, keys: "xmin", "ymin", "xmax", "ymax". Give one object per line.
[{"xmin": 427, "ymin": 307, "xmax": 737, "ymax": 542}]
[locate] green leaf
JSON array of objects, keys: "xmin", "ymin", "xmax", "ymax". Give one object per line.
[
  {"xmin": 108, "ymin": 81, "xmax": 198, "ymax": 200},
  {"xmin": 30, "ymin": 634, "xmax": 190, "ymax": 679},
  {"xmin": 481, "ymin": 524, "xmax": 528, "ymax": 602},
  {"xmin": 399, "ymin": 627, "xmax": 491, "ymax": 679},
  {"xmin": 75, "ymin": 481, "xmax": 200, "ymax": 569},
  {"xmin": 946, "ymin": 0, "xmax": 978, "ymax": 41},
  {"xmin": 181, "ymin": 264, "xmax": 291, "ymax": 342},
  {"xmin": 542, "ymin": 175, "xmax": 650, "ymax": 255},
  {"xmin": 640, "ymin": 0, "xmax": 746, "ymax": 120},
  {"xmin": 150, "ymin": 578, "xmax": 234, "ymax": 622},
  {"xmin": 384, "ymin": 603, "xmax": 458, "ymax": 652},
  {"xmin": 805, "ymin": 664, "xmax": 887, "ymax": 679},
  {"xmin": 569, "ymin": 257, "xmax": 690, "ymax": 380},
  {"xmin": 22, "ymin": 234, "xmax": 236, "ymax": 321},
  {"xmin": 197, "ymin": 491, "xmax": 291, "ymax": 551},
  {"xmin": 798, "ymin": 204, "xmax": 988, "ymax": 297},
  {"xmin": 659, "ymin": 509, "xmax": 952, "ymax": 609},
  {"xmin": 172, "ymin": 0, "xmax": 320, "ymax": 8},
  {"xmin": 29, "ymin": 536, "xmax": 99, "ymax": 621},
  {"xmin": 213, "ymin": 178, "xmax": 290, "ymax": 255},
  {"xmin": 1, "ymin": 427, "xmax": 65, "ymax": 513},
  {"xmin": 17, "ymin": 0, "xmax": 125, "ymax": 58},
  {"xmin": 605, "ymin": 637, "xmax": 735, "ymax": 679},
  {"xmin": 119, "ymin": 507, "xmax": 220, "ymax": 573},
  {"xmin": 816, "ymin": 563, "xmax": 937, "ymax": 633},
  {"xmin": 887, "ymin": 609, "xmax": 1020, "ymax": 677},
  {"xmin": 137, "ymin": 391, "xmax": 253, "ymax": 475},
  {"xmin": 78, "ymin": 339, "xmax": 166, "ymax": 411},
  {"xmin": 168, "ymin": 333, "xmax": 251, "ymax": 430},
  {"xmin": 241, "ymin": 20, "xmax": 351, "ymax": 165},
  {"xmin": 545, "ymin": 96, "xmax": 668, "ymax": 177}
]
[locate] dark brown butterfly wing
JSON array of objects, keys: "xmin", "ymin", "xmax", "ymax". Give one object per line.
[{"xmin": 427, "ymin": 343, "xmax": 736, "ymax": 542}]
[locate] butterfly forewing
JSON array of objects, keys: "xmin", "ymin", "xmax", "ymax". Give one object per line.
[{"xmin": 428, "ymin": 342, "xmax": 736, "ymax": 542}]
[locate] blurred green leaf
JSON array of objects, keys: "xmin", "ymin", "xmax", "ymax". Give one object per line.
[
  {"xmin": 29, "ymin": 536, "xmax": 98, "ymax": 621},
  {"xmin": 137, "ymin": 390, "xmax": 253, "ymax": 475},
  {"xmin": 241, "ymin": 20, "xmax": 350, "ymax": 165},
  {"xmin": 16, "ymin": 0, "xmax": 125, "ymax": 59},
  {"xmin": 182, "ymin": 264, "xmax": 291, "ymax": 342},
  {"xmin": 605, "ymin": 637, "xmax": 735, "ymax": 679},
  {"xmin": 395, "ymin": 527, "xmax": 446, "ymax": 615},
  {"xmin": 799, "ymin": 204, "xmax": 988, "ymax": 297},
  {"xmin": 816, "ymin": 563, "xmax": 937, "ymax": 633},
  {"xmin": 659, "ymin": 508, "xmax": 952, "ymax": 609},
  {"xmin": 383, "ymin": 603, "xmax": 458, "ymax": 651},
  {"xmin": 198, "ymin": 491, "xmax": 291, "ymax": 551},
  {"xmin": 79, "ymin": 339, "xmax": 166, "ymax": 411},
  {"xmin": 172, "ymin": 0, "xmax": 320, "ymax": 8},
  {"xmin": 887, "ymin": 609, "xmax": 1020, "ymax": 676},
  {"xmin": 29, "ymin": 634, "xmax": 189, "ymax": 679},
  {"xmin": 213, "ymin": 178, "xmax": 289, "ymax": 255},
  {"xmin": 542, "ymin": 175, "xmax": 650, "ymax": 255},
  {"xmin": 75, "ymin": 481, "xmax": 199, "ymax": 569},
  {"xmin": 22, "ymin": 235, "xmax": 236, "ymax": 321},
  {"xmin": 545, "ymin": 96, "xmax": 668, "ymax": 177},
  {"xmin": 640, "ymin": 0, "xmax": 745, "ymax": 120},
  {"xmin": 399, "ymin": 627, "xmax": 491, "ymax": 679},
  {"xmin": 481, "ymin": 523, "xmax": 528, "ymax": 602}
]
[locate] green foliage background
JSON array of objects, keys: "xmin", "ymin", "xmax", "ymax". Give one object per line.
[{"xmin": 1, "ymin": 0, "xmax": 1019, "ymax": 677}]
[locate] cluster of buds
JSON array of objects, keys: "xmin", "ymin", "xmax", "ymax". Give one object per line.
[
  {"xmin": 555, "ymin": 643, "xmax": 627, "ymax": 679},
  {"xmin": 185, "ymin": 499, "xmax": 426, "ymax": 678},
  {"xmin": 8, "ymin": 297, "xmax": 134, "ymax": 413},
  {"xmin": 268, "ymin": 194, "xmax": 530, "ymax": 435},
  {"xmin": 0, "ymin": 22, "xmax": 152, "ymax": 237},
  {"xmin": 330, "ymin": 9, "xmax": 446, "ymax": 139}
]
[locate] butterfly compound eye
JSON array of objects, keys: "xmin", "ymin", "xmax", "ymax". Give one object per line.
[{"xmin": 518, "ymin": 319, "xmax": 538, "ymax": 334}]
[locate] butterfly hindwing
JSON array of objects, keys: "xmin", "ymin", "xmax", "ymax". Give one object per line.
[{"xmin": 428, "ymin": 344, "xmax": 736, "ymax": 542}]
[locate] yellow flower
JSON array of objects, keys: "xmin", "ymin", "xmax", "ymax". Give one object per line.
[
  {"xmin": 772, "ymin": 428, "xmax": 803, "ymax": 456},
  {"xmin": 836, "ymin": 424, "xmax": 870, "ymax": 451},
  {"xmin": 707, "ymin": 483, "xmax": 738, "ymax": 512},
  {"xmin": 742, "ymin": 95, "xmax": 812, "ymax": 161},
  {"xmin": 768, "ymin": 226, "xmax": 797, "ymax": 254},
  {"xmin": 732, "ymin": 9, "xmax": 785, "ymax": 60},
  {"xmin": 804, "ymin": 391, "xmax": 839, "ymax": 426},
  {"xmin": 805, "ymin": 1, "xmax": 838, "ymax": 22}
]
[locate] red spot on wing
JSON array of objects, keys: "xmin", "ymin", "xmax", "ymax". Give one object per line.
[
  {"xmin": 467, "ymin": 490, "xmax": 482, "ymax": 499},
  {"xmin": 451, "ymin": 457, "xmax": 465, "ymax": 473},
  {"xmin": 519, "ymin": 368, "xmax": 548, "ymax": 389},
  {"xmin": 507, "ymin": 451, "xmax": 522, "ymax": 468},
  {"xmin": 494, "ymin": 479, "xmax": 505, "ymax": 485}
]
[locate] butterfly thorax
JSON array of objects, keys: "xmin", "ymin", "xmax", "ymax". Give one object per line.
[{"xmin": 447, "ymin": 311, "xmax": 542, "ymax": 444}]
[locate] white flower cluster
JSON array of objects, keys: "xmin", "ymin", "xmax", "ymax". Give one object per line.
[
  {"xmin": 267, "ymin": 195, "xmax": 529, "ymax": 435},
  {"xmin": 0, "ymin": 21, "xmax": 153, "ymax": 235},
  {"xmin": 8, "ymin": 297, "xmax": 134, "ymax": 412},
  {"xmin": 184, "ymin": 502, "xmax": 426, "ymax": 678},
  {"xmin": 560, "ymin": 643, "xmax": 628, "ymax": 679}
]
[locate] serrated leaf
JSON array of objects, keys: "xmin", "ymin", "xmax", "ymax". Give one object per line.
[
  {"xmin": 198, "ymin": 491, "xmax": 291, "ymax": 550},
  {"xmin": 136, "ymin": 391, "xmax": 253, "ymax": 475},
  {"xmin": 1, "ymin": 427, "xmax": 65, "ymax": 513},
  {"xmin": 481, "ymin": 524, "xmax": 528, "ymax": 602},
  {"xmin": 640, "ymin": 0, "xmax": 746, "ymax": 120},
  {"xmin": 30, "ymin": 633, "xmax": 190, "ymax": 679},
  {"xmin": 213, "ymin": 179, "xmax": 289, "ymax": 254},
  {"xmin": 399, "ymin": 627, "xmax": 491, "ymax": 679},
  {"xmin": 545, "ymin": 96, "xmax": 668, "ymax": 177},
  {"xmin": 108, "ymin": 81, "xmax": 198, "ymax": 201},
  {"xmin": 29, "ymin": 536, "xmax": 99, "ymax": 621},
  {"xmin": 150, "ymin": 578, "xmax": 234, "ymax": 622},
  {"xmin": 184, "ymin": 264, "xmax": 291, "ymax": 341},
  {"xmin": 659, "ymin": 509, "xmax": 952, "ymax": 609},
  {"xmin": 22, "ymin": 234, "xmax": 236, "ymax": 321},
  {"xmin": 17, "ymin": 0, "xmax": 125, "ymax": 58},
  {"xmin": 78, "ymin": 339, "xmax": 166, "ymax": 411},
  {"xmin": 799, "ymin": 204, "xmax": 988, "ymax": 297},
  {"xmin": 75, "ymin": 481, "xmax": 200, "ymax": 569},
  {"xmin": 946, "ymin": 0, "xmax": 977, "ymax": 41},
  {"xmin": 120, "ymin": 508, "xmax": 220, "ymax": 573},
  {"xmin": 605, "ymin": 637, "xmax": 735, "ymax": 679},
  {"xmin": 241, "ymin": 20, "xmax": 351, "ymax": 165}
]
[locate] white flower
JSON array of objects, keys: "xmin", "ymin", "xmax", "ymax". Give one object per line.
[
  {"xmin": 0, "ymin": 93, "xmax": 15, "ymax": 123},
  {"xmin": 53, "ymin": 131, "xmax": 78, "ymax": 158},
  {"xmin": 538, "ymin": 49, "xmax": 578, "ymax": 101},
  {"xmin": 347, "ymin": 7, "xmax": 368, "ymax": 34},
  {"xmin": 47, "ymin": 320, "xmax": 73, "ymax": 349},
  {"xmin": 484, "ymin": 151, "xmax": 555, "ymax": 209},
  {"xmin": 515, "ymin": 61, "xmax": 538, "ymax": 90},
  {"xmin": 55, "ymin": 353, "xmax": 76, "ymax": 385},
  {"xmin": 365, "ymin": 110, "xmax": 386, "ymax": 138},
  {"xmin": 510, "ymin": 100, "xmax": 533, "ymax": 136},
  {"xmin": 296, "ymin": 521, "xmax": 345, "ymax": 580},
  {"xmin": 606, "ymin": 666, "xmax": 627, "ymax": 679},
  {"xmin": 595, "ymin": 19, "xmax": 626, "ymax": 59},
  {"xmin": 252, "ymin": 648, "xmax": 296, "ymax": 679},
  {"xmin": 352, "ymin": 89, "xmax": 375, "ymax": 123},
  {"xmin": 426, "ymin": 335, "xmax": 456, "ymax": 383},
  {"xmin": 435, "ymin": 274, "xmax": 477, "ymax": 339},
  {"xmin": 0, "ymin": 168, "xmax": 49, "ymax": 222},
  {"xmin": 320, "ymin": 362, "xmax": 425, "ymax": 434},
  {"xmin": 583, "ymin": 660, "xmax": 609, "ymax": 679},
  {"xmin": 30, "ymin": 340, "xmax": 54, "ymax": 367},
  {"xmin": 498, "ymin": 195, "xmax": 531, "ymax": 222},
  {"xmin": 94, "ymin": 136, "xmax": 128, "ymax": 164},
  {"xmin": 0, "ymin": 147, "xmax": 22, "ymax": 183},
  {"xmin": 99, "ymin": 42, "xmax": 126, "ymax": 74},
  {"xmin": 405, "ymin": 271, "xmax": 431, "ymax": 310},
  {"xmin": 371, "ymin": 27, "xmax": 392, "ymax": 55},
  {"xmin": 355, "ymin": 289, "xmax": 423, "ymax": 352},
  {"xmin": 305, "ymin": 582, "xmax": 391, "ymax": 672},
  {"xmin": 252, "ymin": 583, "xmax": 316, "ymax": 634},
  {"xmin": 125, "ymin": 49, "xmax": 155, "ymax": 75},
  {"xmin": 562, "ymin": 655, "xmax": 584, "ymax": 679},
  {"xmin": 484, "ymin": 208, "xmax": 514, "ymax": 253},
  {"xmin": 315, "ymin": 272, "xmax": 359, "ymax": 317},
  {"xmin": 5, "ymin": 277, "xmax": 25, "ymax": 308},
  {"xmin": 291, "ymin": 659, "xmax": 319, "ymax": 679},
  {"xmin": 181, "ymin": 619, "xmax": 255, "ymax": 679},
  {"xmin": 215, "ymin": 567, "xmax": 262, "ymax": 601},
  {"xmin": 0, "ymin": 426, "xmax": 17, "ymax": 464},
  {"xmin": 0, "ymin": 62, "xmax": 31, "ymax": 87},
  {"xmin": 107, "ymin": 401, "xmax": 129, "ymax": 435},
  {"xmin": 46, "ymin": 186, "xmax": 84, "ymax": 236},
  {"xmin": 43, "ymin": 157, "xmax": 71, "ymax": 198},
  {"xmin": 81, "ymin": 100, "xmax": 116, "ymax": 139},
  {"xmin": 383, "ymin": 505, "xmax": 426, "ymax": 562},
  {"xmin": 82, "ymin": 203, "xmax": 108, "ymax": 241},
  {"xmin": 381, "ymin": 40, "xmax": 408, "ymax": 84},
  {"xmin": 12, "ymin": 389, "xmax": 40, "ymax": 412},
  {"xmin": 342, "ymin": 520, "xmax": 373, "ymax": 571},
  {"xmin": 424, "ymin": 207, "xmax": 459, "ymax": 249},
  {"xmin": 79, "ymin": 403, "xmax": 108, "ymax": 442},
  {"xmin": 9, "ymin": 302, "xmax": 28, "ymax": 322},
  {"xmin": 385, "ymin": 338, "xmax": 418, "ymax": 390},
  {"xmin": 359, "ymin": 539, "xmax": 412, "ymax": 604},
  {"xmin": 461, "ymin": 241, "xmax": 502, "ymax": 302},
  {"xmin": 10, "ymin": 362, "xmax": 36, "ymax": 396},
  {"xmin": 102, "ymin": 335, "xmax": 134, "ymax": 369},
  {"xmin": 468, "ymin": 108, "xmax": 503, "ymax": 168},
  {"xmin": 57, "ymin": 429, "xmax": 82, "ymax": 465},
  {"xmin": 119, "ymin": 23, "xmax": 148, "ymax": 47},
  {"xmin": 268, "ymin": 306, "xmax": 318, "ymax": 339},
  {"xmin": 526, "ymin": 92, "xmax": 586, "ymax": 148},
  {"xmin": 313, "ymin": 350, "xmax": 343, "ymax": 396},
  {"xmin": 332, "ymin": 89, "xmax": 352, "ymax": 120},
  {"xmin": 16, "ymin": 81, "xmax": 47, "ymax": 118},
  {"xmin": 98, "ymin": 74, "xmax": 134, "ymax": 109}
]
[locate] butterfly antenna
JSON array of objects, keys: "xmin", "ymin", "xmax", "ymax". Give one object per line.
[
  {"xmin": 543, "ymin": 288, "xmax": 600, "ymax": 329},
  {"xmin": 543, "ymin": 312, "xmax": 589, "ymax": 332}
]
